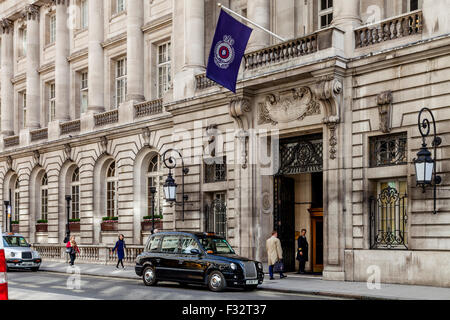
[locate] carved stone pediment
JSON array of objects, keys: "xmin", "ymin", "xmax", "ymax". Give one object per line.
[{"xmin": 258, "ymin": 87, "xmax": 321, "ymax": 125}]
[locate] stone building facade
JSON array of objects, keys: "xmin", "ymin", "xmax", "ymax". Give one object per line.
[{"xmin": 1, "ymin": 0, "xmax": 450, "ymax": 287}]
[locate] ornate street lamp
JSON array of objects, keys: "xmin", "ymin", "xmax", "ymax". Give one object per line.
[
  {"xmin": 64, "ymin": 195, "xmax": 72, "ymax": 243},
  {"xmin": 162, "ymin": 149, "xmax": 189, "ymax": 221},
  {"xmin": 149, "ymin": 186, "xmax": 157, "ymax": 234},
  {"xmin": 414, "ymin": 107, "xmax": 441, "ymax": 214}
]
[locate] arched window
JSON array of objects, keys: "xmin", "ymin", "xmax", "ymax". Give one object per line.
[
  {"xmin": 14, "ymin": 179, "xmax": 20, "ymax": 222},
  {"xmin": 106, "ymin": 161, "xmax": 118, "ymax": 217},
  {"xmin": 41, "ymin": 173, "xmax": 48, "ymax": 221},
  {"xmin": 71, "ymin": 168, "xmax": 80, "ymax": 220},
  {"xmin": 147, "ymin": 155, "xmax": 163, "ymax": 217}
]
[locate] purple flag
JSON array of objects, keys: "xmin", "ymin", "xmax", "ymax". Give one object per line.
[{"xmin": 206, "ymin": 10, "xmax": 252, "ymax": 93}]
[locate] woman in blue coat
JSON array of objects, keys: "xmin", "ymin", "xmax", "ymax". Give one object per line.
[{"xmin": 112, "ymin": 234, "xmax": 126, "ymax": 269}]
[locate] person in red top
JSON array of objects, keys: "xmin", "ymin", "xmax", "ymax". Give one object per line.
[{"xmin": 66, "ymin": 236, "xmax": 80, "ymax": 266}]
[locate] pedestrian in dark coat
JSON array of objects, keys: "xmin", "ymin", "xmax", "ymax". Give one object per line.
[
  {"xmin": 112, "ymin": 234, "xmax": 126, "ymax": 269},
  {"xmin": 296, "ymin": 229, "xmax": 308, "ymax": 274}
]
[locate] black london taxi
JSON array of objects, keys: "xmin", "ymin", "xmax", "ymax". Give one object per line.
[{"xmin": 135, "ymin": 231, "xmax": 264, "ymax": 292}]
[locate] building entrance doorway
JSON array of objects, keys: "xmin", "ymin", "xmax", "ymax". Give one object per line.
[{"xmin": 273, "ymin": 134, "xmax": 323, "ymax": 273}]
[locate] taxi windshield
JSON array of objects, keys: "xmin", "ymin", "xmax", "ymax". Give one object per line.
[
  {"xmin": 3, "ymin": 236, "xmax": 29, "ymax": 248},
  {"xmin": 199, "ymin": 236, "xmax": 235, "ymax": 254}
]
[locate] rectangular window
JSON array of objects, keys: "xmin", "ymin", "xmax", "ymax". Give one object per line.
[
  {"xmin": 117, "ymin": 0, "xmax": 126, "ymax": 14},
  {"xmin": 81, "ymin": 0, "xmax": 89, "ymax": 29},
  {"xmin": 370, "ymin": 180, "xmax": 408, "ymax": 249},
  {"xmin": 21, "ymin": 28, "xmax": 27, "ymax": 57},
  {"xmin": 161, "ymin": 236, "xmax": 180, "ymax": 254},
  {"xmin": 80, "ymin": 72, "xmax": 88, "ymax": 115},
  {"xmin": 49, "ymin": 83, "xmax": 56, "ymax": 122},
  {"xmin": 41, "ymin": 188, "xmax": 48, "ymax": 221},
  {"xmin": 49, "ymin": 14, "xmax": 56, "ymax": 44},
  {"xmin": 21, "ymin": 92, "xmax": 27, "ymax": 129},
  {"xmin": 319, "ymin": 0, "xmax": 333, "ymax": 29},
  {"xmin": 115, "ymin": 57, "xmax": 127, "ymax": 107},
  {"xmin": 107, "ymin": 181, "xmax": 116, "ymax": 217},
  {"xmin": 409, "ymin": 0, "xmax": 421, "ymax": 11},
  {"xmin": 369, "ymin": 133, "xmax": 407, "ymax": 167},
  {"xmin": 157, "ymin": 42, "xmax": 171, "ymax": 98},
  {"xmin": 204, "ymin": 157, "xmax": 227, "ymax": 183},
  {"xmin": 71, "ymin": 185, "xmax": 80, "ymax": 219}
]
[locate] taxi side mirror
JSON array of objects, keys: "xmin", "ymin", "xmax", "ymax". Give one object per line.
[{"xmin": 190, "ymin": 248, "xmax": 201, "ymax": 255}]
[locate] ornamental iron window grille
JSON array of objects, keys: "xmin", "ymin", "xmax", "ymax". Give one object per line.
[
  {"xmin": 278, "ymin": 134, "xmax": 323, "ymax": 175},
  {"xmin": 204, "ymin": 195, "xmax": 227, "ymax": 238},
  {"xmin": 369, "ymin": 133, "xmax": 407, "ymax": 167},
  {"xmin": 369, "ymin": 185, "xmax": 408, "ymax": 249},
  {"xmin": 204, "ymin": 157, "xmax": 227, "ymax": 183}
]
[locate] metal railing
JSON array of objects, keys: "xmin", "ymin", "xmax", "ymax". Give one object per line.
[
  {"xmin": 134, "ymin": 99, "xmax": 163, "ymax": 118},
  {"xmin": 355, "ymin": 10, "xmax": 423, "ymax": 48}
]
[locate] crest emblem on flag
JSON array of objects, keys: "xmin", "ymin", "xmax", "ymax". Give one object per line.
[{"xmin": 214, "ymin": 35, "xmax": 235, "ymax": 69}]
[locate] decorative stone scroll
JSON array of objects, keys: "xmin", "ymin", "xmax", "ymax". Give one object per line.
[
  {"xmin": 229, "ymin": 97, "xmax": 251, "ymax": 169},
  {"xmin": 377, "ymin": 91, "xmax": 393, "ymax": 133},
  {"xmin": 258, "ymin": 87, "xmax": 321, "ymax": 125},
  {"xmin": 23, "ymin": 4, "xmax": 40, "ymax": 21},
  {"xmin": 1, "ymin": 19, "xmax": 13, "ymax": 34}
]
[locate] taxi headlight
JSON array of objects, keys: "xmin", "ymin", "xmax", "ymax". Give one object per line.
[
  {"xmin": 10, "ymin": 252, "xmax": 15, "ymax": 258},
  {"xmin": 230, "ymin": 263, "xmax": 237, "ymax": 271},
  {"xmin": 32, "ymin": 251, "xmax": 40, "ymax": 259},
  {"xmin": 257, "ymin": 262, "xmax": 263, "ymax": 270}
]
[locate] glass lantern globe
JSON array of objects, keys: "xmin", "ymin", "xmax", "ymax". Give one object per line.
[
  {"xmin": 163, "ymin": 172, "xmax": 177, "ymax": 203},
  {"xmin": 414, "ymin": 145, "xmax": 434, "ymax": 187}
]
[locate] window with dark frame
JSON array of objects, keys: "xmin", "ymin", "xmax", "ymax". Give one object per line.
[
  {"xmin": 369, "ymin": 133, "xmax": 407, "ymax": 167},
  {"xmin": 204, "ymin": 157, "xmax": 227, "ymax": 183}
]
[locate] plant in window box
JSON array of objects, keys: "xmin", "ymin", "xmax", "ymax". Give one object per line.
[
  {"xmin": 11, "ymin": 221, "xmax": 19, "ymax": 233},
  {"xmin": 101, "ymin": 216, "xmax": 118, "ymax": 231},
  {"xmin": 69, "ymin": 218, "xmax": 81, "ymax": 232},
  {"xmin": 36, "ymin": 219, "xmax": 48, "ymax": 232},
  {"xmin": 141, "ymin": 215, "xmax": 163, "ymax": 231}
]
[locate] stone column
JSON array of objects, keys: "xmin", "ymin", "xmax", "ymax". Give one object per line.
[
  {"xmin": 88, "ymin": 0, "xmax": 105, "ymax": 113},
  {"xmin": 0, "ymin": 19, "xmax": 14, "ymax": 136},
  {"xmin": 173, "ymin": 0, "xmax": 204, "ymax": 100},
  {"xmin": 25, "ymin": 4, "xmax": 41, "ymax": 129},
  {"xmin": 54, "ymin": 0, "xmax": 70, "ymax": 121},
  {"xmin": 247, "ymin": 0, "xmax": 271, "ymax": 51},
  {"xmin": 332, "ymin": 0, "xmax": 361, "ymax": 56},
  {"xmin": 126, "ymin": 0, "xmax": 145, "ymax": 102}
]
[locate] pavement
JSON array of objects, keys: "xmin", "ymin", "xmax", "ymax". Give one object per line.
[{"xmin": 35, "ymin": 261, "xmax": 450, "ymax": 300}]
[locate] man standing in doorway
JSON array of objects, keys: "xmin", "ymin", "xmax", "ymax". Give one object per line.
[
  {"xmin": 297, "ymin": 229, "xmax": 309, "ymax": 274},
  {"xmin": 266, "ymin": 231, "xmax": 287, "ymax": 280}
]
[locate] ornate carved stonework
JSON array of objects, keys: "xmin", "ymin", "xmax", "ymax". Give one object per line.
[
  {"xmin": 1, "ymin": 19, "xmax": 13, "ymax": 34},
  {"xmin": 6, "ymin": 156, "xmax": 13, "ymax": 170},
  {"xmin": 261, "ymin": 191, "xmax": 272, "ymax": 214},
  {"xmin": 258, "ymin": 87, "xmax": 321, "ymax": 125},
  {"xmin": 64, "ymin": 144, "xmax": 72, "ymax": 160},
  {"xmin": 377, "ymin": 91, "xmax": 393, "ymax": 133},
  {"xmin": 142, "ymin": 127, "xmax": 151, "ymax": 146},
  {"xmin": 229, "ymin": 97, "xmax": 251, "ymax": 169},
  {"xmin": 33, "ymin": 150, "xmax": 41, "ymax": 165},
  {"xmin": 23, "ymin": 4, "xmax": 40, "ymax": 21},
  {"xmin": 205, "ymin": 124, "xmax": 218, "ymax": 157},
  {"xmin": 100, "ymin": 136, "xmax": 108, "ymax": 154}
]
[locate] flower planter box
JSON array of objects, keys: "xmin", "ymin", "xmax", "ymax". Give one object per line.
[
  {"xmin": 36, "ymin": 223, "xmax": 48, "ymax": 233},
  {"xmin": 11, "ymin": 224, "xmax": 19, "ymax": 233},
  {"xmin": 101, "ymin": 221, "xmax": 118, "ymax": 231},
  {"xmin": 141, "ymin": 219, "xmax": 163, "ymax": 232},
  {"xmin": 69, "ymin": 222, "xmax": 80, "ymax": 232}
]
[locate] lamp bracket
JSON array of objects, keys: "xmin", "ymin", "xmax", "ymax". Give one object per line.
[
  {"xmin": 432, "ymin": 136, "xmax": 442, "ymax": 147},
  {"xmin": 435, "ymin": 175, "xmax": 442, "ymax": 185}
]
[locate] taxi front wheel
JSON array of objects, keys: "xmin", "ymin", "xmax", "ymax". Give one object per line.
[
  {"xmin": 207, "ymin": 271, "xmax": 226, "ymax": 292},
  {"xmin": 143, "ymin": 266, "xmax": 157, "ymax": 286}
]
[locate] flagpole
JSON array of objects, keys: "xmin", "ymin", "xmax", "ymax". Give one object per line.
[{"xmin": 217, "ymin": 3, "xmax": 286, "ymax": 42}]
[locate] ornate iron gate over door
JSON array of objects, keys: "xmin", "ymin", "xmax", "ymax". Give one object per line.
[
  {"xmin": 274, "ymin": 134, "xmax": 323, "ymax": 272},
  {"xmin": 205, "ymin": 197, "xmax": 227, "ymax": 238}
]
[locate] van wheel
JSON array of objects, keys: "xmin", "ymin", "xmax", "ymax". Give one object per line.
[
  {"xmin": 143, "ymin": 266, "xmax": 157, "ymax": 286},
  {"xmin": 207, "ymin": 271, "xmax": 226, "ymax": 292}
]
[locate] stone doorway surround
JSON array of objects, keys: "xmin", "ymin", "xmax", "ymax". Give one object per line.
[{"xmin": 227, "ymin": 73, "xmax": 348, "ymax": 281}]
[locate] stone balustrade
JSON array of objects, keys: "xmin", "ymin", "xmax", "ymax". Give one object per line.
[
  {"xmin": 94, "ymin": 109, "xmax": 119, "ymax": 127},
  {"xmin": 244, "ymin": 33, "xmax": 319, "ymax": 70},
  {"xmin": 134, "ymin": 99, "xmax": 163, "ymax": 118},
  {"xmin": 4, "ymin": 135, "xmax": 20, "ymax": 148},
  {"xmin": 195, "ymin": 73, "xmax": 216, "ymax": 90},
  {"xmin": 355, "ymin": 10, "xmax": 423, "ymax": 48},
  {"xmin": 30, "ymin": 128, "xmax": 49, "ymax": 142},
  {"xmin": 32, "ymin": 244, "xmax": 145, "ymax": 266},
  {"xmin": 60, "ymin": 119, "xmax": 81, "ymax": 135}
]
